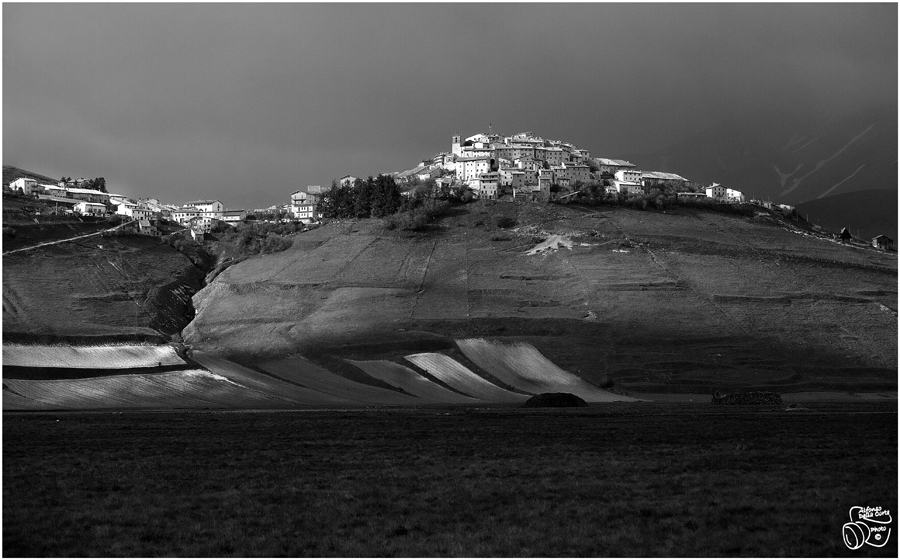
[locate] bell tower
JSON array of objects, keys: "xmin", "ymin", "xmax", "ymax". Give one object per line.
[{"xmin": 452, "ymin": 134, "xmax": 461, "ymax": 157}]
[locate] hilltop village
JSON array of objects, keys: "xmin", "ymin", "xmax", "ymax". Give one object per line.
[{"xmin": 6, "ymin": 130, "xmax": 891, "ymax": 249}]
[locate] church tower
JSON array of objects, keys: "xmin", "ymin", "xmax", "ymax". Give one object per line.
[{"xmin": 451, "ymin": 134, "xmax": 461, "ymax": 157}]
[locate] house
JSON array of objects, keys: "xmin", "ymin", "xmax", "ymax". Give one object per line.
[
  {"xmin": 554, "ymin": 163, "xmax": 592, "ymax": 185},
  {"xmin": 476, "ymin": 172, "xmax": 500, "ymax": 200},
  {"xmin": 641, "ymin": 171, "xmax": 688, "ymax": 189},
  {"xmin": 612, "ymin": 180, "xmax": 644, "ymax": 194},
  {"xmin": 221, "ymin": 210, "xmax": 247, "ymax": 224},
  {"xmin": 457, "ymin": 157, "xmax": 492, "ymax": 183},
  {"xmin": 184, "ymin": 199, "xmax": 224, "ymax": 219},
  {"xmin": 595, "ymin": 158, "xmax": 637, "ymax": 175},
  {"xmin": 172, "ymin": 206, "xmax": 201, "ymax": 225},
  {"xmin": 725, "ymin": 188, "xmax": 745, "ymax": 203},
  {"xmin": 705, "ymin": 183, "xmax": 727, "ymax": 201},
  {"xmin": 840, "ymin": 228, "xmax": 852, "ymax": 242},
  {"xmin": 64, "ymin": 187, "xmax": 110, "ymax": 205},
  {"xmin": 117, "ymin": 202, "xmax": 154, "ymax": 221},
  {"xmin": 537, "ymin": 169, "xmax": 555, "ymax": 190},
  {"xmin": 615, "ymin": 169, "xmax": 643, "ymax": 184},
  {"xmin": 189, "ymin": 227, "xmax": 204, "ymax": 243},
  {"xmin": 74, "ymin": 201, "xmax": 107, "ymax": 216},
  {"xmin": 188, "ymin": 215, "xmax": 220, "ymax": 233},
  {"xmin": 872, "ymin": 235, "xmax": 894, "ymax": 251},
  {"xmin": 676, "ymin": 192, "xmax": 708, "ymax": 201},
  {"xmin": 292, "ymin": 202, "xmax": 317, "ymax": 223},
  {"xmin": 10, "ymin": 178, "xmax": 40, "ymax": 195},
  {"xmin": 137, "ymin": 219, "xmax": 158, "ymax": 236}
]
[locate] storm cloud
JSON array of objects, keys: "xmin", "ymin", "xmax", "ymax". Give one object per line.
[{"xmin": 3, "ymin": 3, "xmax": 896, "ymax": 209}]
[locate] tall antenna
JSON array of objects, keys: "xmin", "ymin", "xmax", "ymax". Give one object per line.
[{"xmin": 489, "ymin": 123, "xmax": 492, "ymax": 135}]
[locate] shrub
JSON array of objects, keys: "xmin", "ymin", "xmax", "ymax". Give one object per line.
[
  {"xmin": 384, "ymin": 199, "xmax": 452, "ymax": 231},
  {"xmin": 492, "ymin": 214, "xmax": 516, "ymax": 229},
  {"xmin": 3, "ymin": 226, "xmax": 16, "ymax": 238}
]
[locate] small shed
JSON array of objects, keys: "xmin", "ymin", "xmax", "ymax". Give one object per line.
[
  {"xmin": 872, "ymin": 235, "xmax": 893, "ymax": 251},
  {"xmin": 189, "ymin": 228, "xmax": 204, "ymax": 242},
  {"xmin": 137, "ymin": 219, "xmax": 158, "ymax": 236}
]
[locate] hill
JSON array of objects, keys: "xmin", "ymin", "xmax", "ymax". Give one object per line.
[
  {"xmin": 796, "ymin": 189, "xmax": 898, "ymax": 242},
  {"xmin": 3, "ymin": 164, "xmax": 59, "ymax": 187},
  {"xmin": 3, "ymin": 230, "xmax": 212, "ymax": 342},
  {"xmin": 623, "ymin": 103, "xmax": 898, "ymax": 206},
  {"xmin": 183, "ymin": 201, "xmax": 897, "ymax": 396}
]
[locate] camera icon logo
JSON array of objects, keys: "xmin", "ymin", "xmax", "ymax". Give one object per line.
[{"xmin": 843, "ymin": 506, "xmax": 892, "ymax": 550}]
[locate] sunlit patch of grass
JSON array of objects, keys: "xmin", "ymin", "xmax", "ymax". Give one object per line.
[{"xmin": 3, "ymin": 404, "xmax": 897, "ymax": 557}]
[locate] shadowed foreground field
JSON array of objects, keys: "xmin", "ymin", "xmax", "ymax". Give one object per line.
[{"xmin": 3, "ymin": 404, "xmax": 897, "ymax": 557}]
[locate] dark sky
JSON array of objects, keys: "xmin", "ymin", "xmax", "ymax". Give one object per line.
[{"xmin": 3, "ymin": 3, "xmax": 896, "ymax": 210}]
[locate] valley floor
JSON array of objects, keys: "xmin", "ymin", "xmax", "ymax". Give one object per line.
[{"xmin": 4, "ymin": 403, "xmax": 897, "ymax": 557}]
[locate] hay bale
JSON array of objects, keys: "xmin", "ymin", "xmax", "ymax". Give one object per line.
[{"xmin": 522, "ymin": 392, "xmax": 588, "ymax": 408}]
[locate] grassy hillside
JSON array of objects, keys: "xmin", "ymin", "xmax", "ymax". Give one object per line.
[
  {"xmin": 3, "ymin": 233, "xmax": 212, "ymax": 342},
  {"xmin": 797, "ymin": 189, "xmax": 897, "ymax": 241},
  {"xmin": 3, "ymin": 164, "xmax": 59, "ymax": 187},
  {"xmin": 183, "ymin": 200, "xmax": 898, "ymax": 395}
]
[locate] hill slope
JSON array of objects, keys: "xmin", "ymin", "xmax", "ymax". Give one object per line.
[
  {"xmin": 796, "ymin": 189, "xmax": 897, "ymax": 241},
  {"xmin": 3, "ymin": 164, "xmax": 59, "ymax": 187},
  {"xmin": 183, "ymin": 201, "xmax": 898, "ymax": 395},
  {"xmin": 3, "ymin": 233, "xmax": 210, "ymax": 341}
]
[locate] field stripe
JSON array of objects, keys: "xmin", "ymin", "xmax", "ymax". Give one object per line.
[
  {"xmin": 3, "ymin": 344, "xmax": 186, "ymax": 369},
  {"xmin": 456, "ymin": 339, "xmax": 636, "ymax": 402},
  {"xmin": 404, "ymin": 353, "xmax": 528, "ymax": 403},
  {"xmin": 347, "ymin": 359, "xmax": 482, "ymax": 404},
  {"xmin": 1, "ymin": 371, "xmax": 288, "ymax": 410},
  {"xmin": 193, "ymin": 352, "xmax": 365, "ymax": 406},
  {"xmin": 259, "ymin": 357, "xmax": 423, "ymax": 406}
]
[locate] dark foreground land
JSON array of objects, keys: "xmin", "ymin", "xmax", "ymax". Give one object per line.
[{"xmin": 4, "ymin": 403, "xmax": 897, "ymax": 557}]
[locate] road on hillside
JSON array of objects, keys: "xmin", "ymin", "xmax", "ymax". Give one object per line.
[{"xmin": 2, "ymin": 219, "xmax": 137, "ymax": 256}]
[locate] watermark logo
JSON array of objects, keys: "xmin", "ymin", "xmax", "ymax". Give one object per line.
[{"xmin": 843, "ymin": 506, "xmax": 892, "ymax": 549}]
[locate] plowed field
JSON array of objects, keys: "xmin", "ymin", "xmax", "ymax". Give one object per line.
[
  {"xmin": 259, "ymin": 357, "xmax": 423, "ymax": 406},
  {"xmin": 457, "ymin": 338, "xmax": 636, "ymax": 402},
  {"xmin": 3, "ymin": 344, "xmax": 185, "ymax": 369},
  {"xmin": 405, "ymin": 353, "xmax": 529, "ymax": 403},
  {"xmin": 348, "ymin": 359, "xmax": 481, "ymax": 404}
]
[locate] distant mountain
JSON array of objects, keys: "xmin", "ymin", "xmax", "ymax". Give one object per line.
[
  {"xmin": 3, "ymin": 165, "xmax": 58, "ymax": 187},
  {"xmin": 796, "ymin": 189, "xmax": 897, "ymax": 241},
  {"xmin": 623, "ymin": 103, "xmax": 898, "ymax": 206}
]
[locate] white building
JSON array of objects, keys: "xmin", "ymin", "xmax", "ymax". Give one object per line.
[
  {"xmin": 612, "ymin": 180, "xmax": 644, "ymax": 194},
  {"xmin": 74, "ymin": 201, "xmax": 107, "ymax": 216},
  {"xmin": 292, "ymin": 203, "xmax": 317, "ymax": 223},
  {"xmin": 725, "ymin": 188, "xmax": 745, "ymax": 203},
  {"xmin": 62, "ymin": 187, "xmax": 110, "ymax": 204},
  {"xmin": 556, "ymin": 163, "xmax": 592, "ymax": 185},
  {"xmin": 705, "ymin": 183, "xmax": 727, "ymax": 201},
  {"xmin": 458, "ymin": 157, "xmax": 491, "ymax": 183},
  {"xmin": 641, "ymin": 171, "xmax": 688, "ymax": 189},
  {"xmin": 595, "ymin": 158, "xmax": 637, "ymax": 175},
  {"xmin": 172, "ymin": 206, "xmax": 201, "ymax": 224},
  {"xmin": 116, "ymin": 202, "xmax": 155, "ymax": 221},
  {"xmin": 221, "ymin": 210, "xmax": 247, "ymax": 224},
  {"xmin": 10, "ymin": 178, "xmax": 40, "ymax": 195},
  {"xmin": 184, "ymin": 199, "xmax": 224, "ymax": 219}
]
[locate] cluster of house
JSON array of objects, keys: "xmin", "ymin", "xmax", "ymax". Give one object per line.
[
  {"xmin": 387, "ymin": 132, "xmax": 715, "ymax": 203},
  {"xmin": 282, "ymin": 132, "xmax": 749, "ymax": 223},
  {"xmin": 8, "ymin": 177, "xmax": 247, "ymax": 238}
]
